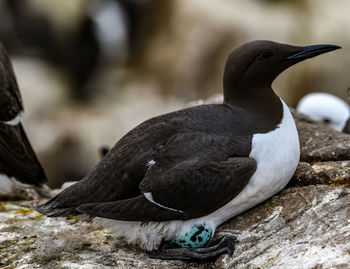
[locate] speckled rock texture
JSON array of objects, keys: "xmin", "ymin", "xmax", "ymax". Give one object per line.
[
  {"xmin": 1, "ymin": 185, "xmax": 349, "ymax": 268},
  {"xmin": 1, "ymin": 202, "xmax": 201, "ymax": 269},
  {"xmin": 215, "ymin": 185, "xmax": 350, "ymax": 269},
  {"xmin": 290, "ymin": 109, "xmax": 350, "ymax": 188},
  {"xmin": 294, "ymin": 109, "xmax": 350, "ymax": 163},
  {"xmin": 1, "ymin": 100, "xmax": 350, "ymax": 268}
]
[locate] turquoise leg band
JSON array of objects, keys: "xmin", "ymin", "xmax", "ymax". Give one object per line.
[{"xmin": 170, "ymin": 223, "xmax": 212, "ymax": 248}]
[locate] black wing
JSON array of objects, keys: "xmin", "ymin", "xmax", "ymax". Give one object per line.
[
  {"xmin": 0, "ymin": 122, "xmax": 46, "ymax": 185},
  {"xmin": 77, "ymin": 157, "xmax": 256, "ymax": 221},
  {"xmin": 0, "ymin": 43, "xmax": 23, "ymax": 122},
  {"xmin": 76, "ymin": 133, "xmax": 257, "ymax": 221}
]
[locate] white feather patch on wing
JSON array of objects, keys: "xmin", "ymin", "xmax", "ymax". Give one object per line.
[
  {"xmin": 146, "ymin": 160, "xmax": 156, "ymax": 167},
  {"xmin": 144, "ymin": 192, "xmax": 184, "ymax": 213},
  {"xmin": 4, "ymin": 111, "xmax": 24, "ymax": 126}
]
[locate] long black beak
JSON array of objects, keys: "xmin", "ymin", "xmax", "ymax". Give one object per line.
[{"xmin": 287, "ymin": 44, "xmax": 341, "ymax": 60}]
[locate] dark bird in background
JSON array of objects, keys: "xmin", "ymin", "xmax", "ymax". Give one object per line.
[
  {"xmin": 0, "ymin": 43, "xmax": 48, "ymax": 199},
  {"xmin": 37, "ymin": 40, "xmax": 340, "ymax": 260},
  {"xmin": 0, "ymin": 0, "xmax": 147, "ymax": 101}
]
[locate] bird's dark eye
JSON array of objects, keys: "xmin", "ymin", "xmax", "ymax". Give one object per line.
[{"xmin": 261, "ymin": 50, "xmax": 273, "ymax": 59}]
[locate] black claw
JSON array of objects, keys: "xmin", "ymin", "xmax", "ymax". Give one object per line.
[
  {"xmin": 148, "ymin": 235, "xmax": 237, "ymax": 260},
  {"xmin": 218, "ymin": 235, "xmax": 236, "ymax": 255}
]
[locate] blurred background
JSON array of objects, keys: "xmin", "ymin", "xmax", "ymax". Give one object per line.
[{"xmin": 1, "ymin": 0, "xmax": 349, "ymax": 188}]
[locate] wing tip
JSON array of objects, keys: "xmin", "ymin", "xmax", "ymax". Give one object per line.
[{"xmin": 35, "ymin": 199, "xmax": 75, "ymax": 217}]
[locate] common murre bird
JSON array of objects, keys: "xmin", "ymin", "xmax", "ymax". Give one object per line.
[
  {"xmin": 36, "ymin": 40, "xmax": 340, "ymax": 260},
  {"xmin": 0, "ymin": 43, "xmax": 48, "ymax": 198},
  {"xmin": 297, "ymin": 92, "xmax": 350, "ymax": 133}
]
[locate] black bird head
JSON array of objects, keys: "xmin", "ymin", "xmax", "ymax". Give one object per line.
[{"xmin": 223, "ymin": 40, "xmax": 341, "ymax": 103}]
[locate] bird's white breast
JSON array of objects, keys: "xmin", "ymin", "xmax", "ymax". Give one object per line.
[{"xmin": 206, "ymin": 99, "xmax": 300, "ymax": 227}]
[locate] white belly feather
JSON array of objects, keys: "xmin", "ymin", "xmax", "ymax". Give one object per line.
[
  {"xmin": 94, "ymin": 99, "xmax": 300, "ymax": 250},
  {"xmin": 207, "ymin": 99, "xmax": 300, "ymax": 227},
  {"xmin": 0, "ymin": 173, "xmax": 30, "ymax": 196}
]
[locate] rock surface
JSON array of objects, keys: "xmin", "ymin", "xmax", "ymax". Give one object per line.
[
  {"xmin": 215, "ymin": 185, "xmax": 350, "ymax": 269},
  {"xmin": 294, "ymin": 110, "xmax": 350, "ymax": 163},
  {"xmin": 289, "ymin": 109, "xmax": 350, "ymax": 189},
  {"xmin": 291, "ymin": 161, "xmax": 350, "ymax": 188},
  {"xmin": 1, "ymin": 105, "xmax": 350, "ymax": 268},
  {"xmin": 1, "ymin": 185, "xmax": 349, "ymax": 268}
]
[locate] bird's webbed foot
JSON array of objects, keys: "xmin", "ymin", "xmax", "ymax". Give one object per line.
[{"xmin": 148, "ymin": 235, "xmax": 237, "ymax": 260}]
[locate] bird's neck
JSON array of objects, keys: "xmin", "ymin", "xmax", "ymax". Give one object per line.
[{"xmin": 223, "ymin": 85, "xmax": 283, "ymax": 118}]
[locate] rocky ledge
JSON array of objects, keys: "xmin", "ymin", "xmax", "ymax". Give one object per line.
[{"xmin": 1, "ymin": 103, "xmax": 350, "ymax": 269}]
